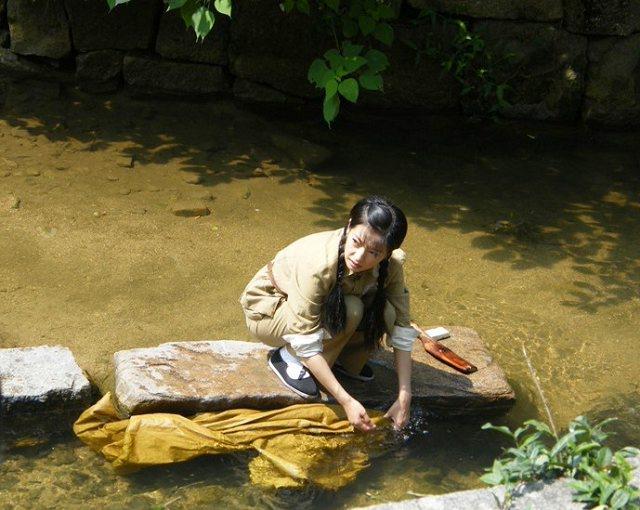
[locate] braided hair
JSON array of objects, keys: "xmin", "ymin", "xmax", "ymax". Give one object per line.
[{"xmin": 322, "ymin": 196, "xmax": 408, "ymax": 348}]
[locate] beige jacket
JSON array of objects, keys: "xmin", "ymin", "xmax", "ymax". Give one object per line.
[{"xmin": 240, "ymin": 228, "xmax": 417, "ymax": 353}]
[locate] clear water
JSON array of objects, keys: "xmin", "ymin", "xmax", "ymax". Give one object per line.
[{"xmin": 1, "ymin": 82, "xmax": 638, "ymax": 508}]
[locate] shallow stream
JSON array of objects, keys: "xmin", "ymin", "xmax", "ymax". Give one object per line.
[{"xmin": 1, "ymin": 82, "xmax": 639, "ymax": 508}]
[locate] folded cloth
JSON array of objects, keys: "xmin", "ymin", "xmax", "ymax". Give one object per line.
[{"xmin": 74, "ymin": 393, "xmax": 391, "ymax": 490}]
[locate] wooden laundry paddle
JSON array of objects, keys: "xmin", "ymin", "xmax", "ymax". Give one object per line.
[{"xmin": 411, "ymin": 322, "xmax": 478, "ymax": 375}]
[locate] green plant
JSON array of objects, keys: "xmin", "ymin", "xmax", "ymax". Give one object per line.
[
  {"xmin": 481, "ymin": 416, "xmax": 640, "ymax": 509},
  {"xmin": 107, "ymin": 0, "xmax": 232, "ymax": 40},
  {"xmin": 402, "ymin": 9, "xmax": 511, "ymax": 116}
]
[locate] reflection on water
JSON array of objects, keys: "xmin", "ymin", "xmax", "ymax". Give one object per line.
[{"xmin": 0, "ymin": 82, "xmax": 638, "ymax": 507}]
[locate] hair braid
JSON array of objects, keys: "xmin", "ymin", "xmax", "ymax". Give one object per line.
[
  {"xmin": 321, "ymin": 226, "xmax": 347, "ymax": 336},
  {"xmin": 363, "ymin": 258, "xmax": 389, "ymax": 349}
]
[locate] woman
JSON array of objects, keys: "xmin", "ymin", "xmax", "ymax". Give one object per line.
[{"xmin": 240, "ymin": 196, "xmax": 418, "ymax": 432}]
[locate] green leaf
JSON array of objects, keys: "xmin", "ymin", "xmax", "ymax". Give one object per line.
[
  {"xmin": 165, "ymin": 0, "xmax": 187, "ymax": 11},
  {"xmin": 480, "ymin": 472, "xmax": 503, "ymax": 485},
  {"xmin": 550, "ymin": 432, "xmax": 577, "ymax": 458},
  {"xmin": 481, "ymin": 423, "xmax": 515, "ymax": 439},
  {"xmin": 308, "ymin": 58, "xmax": 329, "ymax": 86},
  {"xmin": 343, "ymin": 55, "xmax": 367, "ymax": 73},
  {"xmin": 323, "ymin": 0, "xmax": 339, "ymax": 12},
  {"xmin": 325, "ymin": 78, "xmax": 338, "ymax": 99},
  {"xmin": 342, "ymin": 41, "xmax": 363, "ymax": 57},
  {"xmin": 342, "ymin": 18, "xmax": 358, "ymax": 38},
  {"xmin": 373, "ymin": 22, "xmax": 394, "ymax": 46},
  {"xmin": 280, "ymin": 0, "xmax": 295, "ymax": 13},
  {"xmin": 323, "ymin": 93, "xmax": 340, "ymax": 125},
  {"xmin": 214, "ymin": 0, "xmax": 232, "ymax": 17},
  {"xmin": 596, "ymin": 447, "xmax": 613, "ymax": 467},
  {"xmin": 358, "ymin": 14, "xmax": 376, "ymax": 35},
  {"xmin": 191, "ymin": 6, "xmax": 215, "ymax": 40},
  {"xmin": 377, "ymin": 3, "xmax": 395, "ymax": 19},
  {"xmin": 107, "ymin": 0, "xmax": 131, "ymax": 9},
  {"xmin": 338, "ymin": 78, "xmax": 359, "ymax": 102},
  {"xmin": 610, "ymin": 489, "xmax": 630, "ymax": 509},
  {"xmin": 180, "ymin": 0, "xmax": 197, "ymax": 27},
  {"xmin": 324, "ymin": 49, "xmax": 344, "ymax": 70},
  {"xmin": 359, "ymin": 72, "xmax": 383, "ymax": 91},
  {"xmin": 365, "ymin": 49, "xmax": 389, "ymax": 73},
  {"xmin": 297, "ymin": 0, "xmax": 310, "ymax": 15}
]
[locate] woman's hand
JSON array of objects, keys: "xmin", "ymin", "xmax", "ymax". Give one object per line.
[
  {"xmin": 343, "ymin": 397, "xmax": 376, "ymax": 433},
  {"xmin": 384, "ymin": 392, "xmax": 411, "ymax": 430}
]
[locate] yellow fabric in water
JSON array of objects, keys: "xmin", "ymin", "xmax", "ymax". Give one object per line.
[{"xmin": 73, "ymin": 393, "xmax": 390, "ymax": 490}]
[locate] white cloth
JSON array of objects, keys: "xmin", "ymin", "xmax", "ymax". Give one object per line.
[
  {"xmin": 283, "ymin": 329, "xmax": 328, "ymax": 358},
  {"xmin": 389, "ymin": 325, "xmax": 419, "ymax": 352}
]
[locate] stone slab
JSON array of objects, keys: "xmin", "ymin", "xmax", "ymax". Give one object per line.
[
  {"xmin": 76, "ymin": 50, "xmax": 123, "ymax": 93},
  {"xmin": 7, "ymin": 0, "xmax": 71, "ymax": 58},
  {"xmin": 0, "ymin": 345, "xmax": 92, "ymax": 430},
  {"xmin": 114, "ymin": 341, "xmax": 304, "ymax": 415},
  {"xmin": 123, "ymin": 54, "xmax": 229, "ymax": 95},
  {"xmin": 348, "ymin": 326, "xmax": 515, "ymax": 414},
  {"xmin": 356, "ymin": 455, "xmax": 640, "ymax": 510},
  {"xmin": 565, "ymin": 0, "xmax": 640, "ymax": 36},
  {"xmin": 114, "ymin": 329, "xmax": 514, "ymax": 416}
]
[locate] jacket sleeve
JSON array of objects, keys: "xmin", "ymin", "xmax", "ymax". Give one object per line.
[{"xmin": 385, "ymin": 250, "xmax": 418, "ymax": 351}]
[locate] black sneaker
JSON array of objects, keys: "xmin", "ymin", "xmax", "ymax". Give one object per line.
[
  {"xmin": 333, "ymin": 362, "xmax": 375, "ymax": 382},
  {"xmin": 268, "ymin": 348, "xmax": 319, "ymax": 399}
]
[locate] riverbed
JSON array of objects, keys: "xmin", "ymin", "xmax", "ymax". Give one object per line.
[{"xmin": 1, "ymin": 81, "xmax": 638, "ymax": 509}]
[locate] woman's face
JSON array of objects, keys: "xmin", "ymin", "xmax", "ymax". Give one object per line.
[{"xmin": 344, "ymin": 223, "xmax": 389, "ymax": 273}]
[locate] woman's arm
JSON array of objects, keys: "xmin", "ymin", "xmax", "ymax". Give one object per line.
[
  {"xmin": 384, "ymin": 347, "xmax": 412, "ymax": 430},
  {"xmin": 303, "ymin": 354, "xmax": 376, "ymax": 432}
]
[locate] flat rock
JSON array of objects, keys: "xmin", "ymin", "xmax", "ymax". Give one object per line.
[
  {"xmin": 123, "ymin": 54, "xmax": 229, "ymax": 95},
  {"xmin": 170, "ymin": 201, "xmax": 211, "ymax": 217},
  {"xmin": 357, "ymin": 455, "xmax": 640, "ymax": 509},
  {"xmin": 114, "ymin": 341, "xmax": 305, "ymax": 415},
  {"xmin": 113, "ymin": 331, "xmax": 514, "ymax": 417},
  {"xmin": 0, "ymin": 345, "xmax": 92, "ymax": 432},
  {"xmin": 7, "ymin": 0, "xmax": 71, "ymax": 58},
  {"xmin": 348, "ymin": 326, "xmax": 515, "ymax": 414}
]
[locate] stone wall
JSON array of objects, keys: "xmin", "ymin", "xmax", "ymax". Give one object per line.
[{"xmin": 1, "ymin": 0, "xmax": 639, "ymax": 126}]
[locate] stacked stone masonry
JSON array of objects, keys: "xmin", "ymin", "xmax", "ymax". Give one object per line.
[{"xmin": 1, "ymin": 0, "xmax": 639, "ymax": 125}]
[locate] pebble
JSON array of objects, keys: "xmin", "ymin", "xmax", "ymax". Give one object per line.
[
  {"xmin": 1, "ymin": 195, "xmax": 21, "ymax": 210},
  {"xmin": 170, "ymin": 201, "xmax": 211, "ymax": 217},
  {"xmin": 2, "ymin": 171, "xmax": 11, "ymax": 177},
  {"xmin": 26, "ymin": 170, "xmax": 41, "ymax": 177},
  {"xmin": 252, "ymin": 167, "xmax": 269, "ymax": 178},
  {"xmin": 147, "ymin": 185, "xmax": 161, "ymax": 192},
  {"xmin": 180, "ymin": 172, "xmax": 203, "ymax": 185},
  {"xmin": 116, "ymin": 155, "xmax": 134, "ymax": 168},
  {"xmin": 1, "ymin": 157, "xmax": 18, "ymax": 169},
  {"xmin": 105, "ymin": 175, "xmax": 119, "ymax": 182},
  {"xmin": 119, "ymin": 188, "xmax": 131, "ymax": 195}
]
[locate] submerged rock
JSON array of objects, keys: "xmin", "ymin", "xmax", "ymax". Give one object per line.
[
  {"xmin": 269, "ymin": 132, "xmax": 333, "ymax": 169},
  {"xmin": 113, "ymin": 332, "xmax": 514, "ymax": 417},
  {"xmin": 0, "ymin": 345, "xmax": 92, "ymax": 433},
  {"xmin": 170, "ymin": 201, "xmax": 211, "ymax": 217}
]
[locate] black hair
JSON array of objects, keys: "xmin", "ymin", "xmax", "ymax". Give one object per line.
[{"xmin": 321, "ymin": 195, "xmax": 408, "ymax": 349}]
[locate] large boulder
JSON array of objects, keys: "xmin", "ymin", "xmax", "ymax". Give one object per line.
[
  {"xmin": 113, "ymin": 332, "xmax": 514, "ymax": 417},
  {"xmin": 474, "ymin": 21, "xmax": 587, "ymax": 121},
  {"xmin": 76, "ymin": 50, "xmax": 123, "ymax": 93},
  {"xmin": 123, "ymin": 54, "xmax": 229, "ymax": 95},
  {"xmin": 583, "ymin": 34, "xmax": 640, "ymax": 127},
  {"xmin": 156, "ymin": 11, "xmax": 229, "ymax": 66},
  {"xmin": 564, "ymin": 0, "xmax": 640, "ymax": 36},
  {"xmin": 0, "ymin": 345, "xmax": 92, "ymax": 433},
  {"xmin": 407, "ymin": 0, "xmax": 563, "ymax": 21},
  {"xmin": 229, "ymin": 0, "xmax": 332, "ymax": 98},
  {"xmin": 63, "ymin": 0, "xmax": 161, "ymax": 52},
  {"xmin": 7, "ymin": 0, "xmax": 71, "ymax": 58}
]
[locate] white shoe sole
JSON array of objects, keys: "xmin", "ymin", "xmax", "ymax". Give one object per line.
[{"xmin": 268, "ymin": 355, "xmax": 319, "ymax": 399}]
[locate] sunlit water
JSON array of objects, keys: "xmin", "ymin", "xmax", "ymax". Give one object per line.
[{"xmin": 1, "ymin": 81, "xmax": 638, "ymax": 508}]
